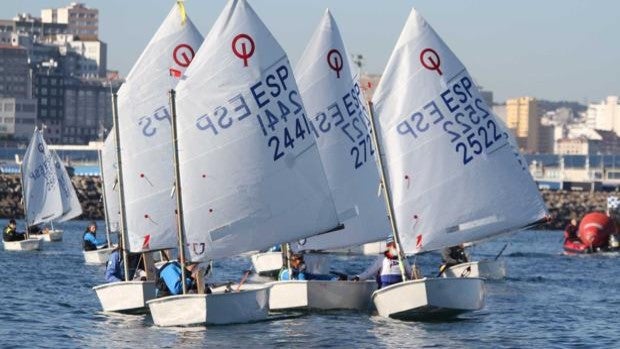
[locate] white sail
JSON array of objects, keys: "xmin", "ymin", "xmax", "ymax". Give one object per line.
[
  {"xmin": 101, "ymin": 131, "xmax": 120, "ymax": 233},
  {"xmin": 371, "ymin": 8, "xmax": 548, "ymax": 254},
  {"xmin": 175, "ymin": 0, "xmax": 340, "ymax": 261},
  {"xmin": 116, "ymin": 4, "xmax": 203, "ymax": 252},
  {"xmin": 292, "ymin": 10, "xmax": 390, "ymax": 252},
  {"xmin": 51, "ymin": 150, "xmax": 83, "ymax": 222},
  {"xmin": 21, "ymin": 129, "xmax": 63, "ymax": 226}
]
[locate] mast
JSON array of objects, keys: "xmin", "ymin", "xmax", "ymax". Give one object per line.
[
  {"xmin": 97, "ymin": 147, "xmax": 112, "ymax": 246},
  {"xmin": 169, "ymin": 89, "xmax": 189, "ymax": 294},
  {"xmin": 19, "ymin": 160, "xmax": 30, "ymax": 239},
  {"xmin": 111, "ymin": 92, "xmax": 130, "ymax": 282},
  {"xmin": 366, "ymin": 101, "xmax": 408, "ymax": 281}
]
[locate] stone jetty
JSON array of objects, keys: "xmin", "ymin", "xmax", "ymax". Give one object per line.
[
  {"xmin": 0, "ymin": 174, "xmax": 103, "ymax": 220},
  {"xmin": 0, "ymin": 173, "xmax": 614, "ymax": 229}
]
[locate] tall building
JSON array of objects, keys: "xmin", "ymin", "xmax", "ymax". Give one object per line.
[
  {"xmin": 0, "ymin": 2, "xmax": 116, "ymax": 145},
  {"xmin": 506, "ymin": 97, "xmax": 539, "ymax": 152},
  {"xmin": 0, "ymin": 45, "xmax": 30, "ymax": 99},
  {"xmin": 62, "ymin": 77, "xmax": 118, "ymax": 144},
  {"xmin": 41, "ymin": 3, "xmax": 98, "ymax": 40},
  {"xmin": 0, "ymin": 97, "xmax": 37, "ymax": 140},
  {"xmin": 586, "ymin": 96, "xmax": 620, "ymax": 135}
]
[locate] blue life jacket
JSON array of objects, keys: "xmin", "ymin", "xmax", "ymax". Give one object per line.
[{"xmin": 155, "ymin": 261, "xmax": 194, "ymax": 297}]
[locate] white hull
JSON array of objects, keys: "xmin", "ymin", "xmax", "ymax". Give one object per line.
[
  {"xmin": 268, "ymin": 280, "xmax": 377, "ymax": 311},
  {"xmin": 250, "ymin": 252, "xmax": 282, "ymax": 276},
  {"xmin": 32, "ymin": 230, "xmax": 63, "ymax": 242},
  {"xmin": 2, "ymin": 238, "xmax": 41, "ymax": 251},
  {"xmin": 372, "ymin": 278, "xmax": 485, "ymax": 320},
  {"xmin": 147, "ymin": 286, "xmax": 269, "ymax": 327},
  {"xmin": 250, "ymin": 252, "xmax": 331, "ymax": 277},
  {"xmin": 442, "ymin": 260, "xmax": 506, "ymax": 280},
  {"xmin": 93, "ymin": 281, "xmax": 156, "ymax": 313},
  {"xmin": 83, "ymin": 247, "xmax": 115, "ymax": 264}
]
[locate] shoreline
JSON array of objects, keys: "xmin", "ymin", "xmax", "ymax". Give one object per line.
[{"xmin": 0, "ymin": 173, "xmax": 612, "ymax": 230}]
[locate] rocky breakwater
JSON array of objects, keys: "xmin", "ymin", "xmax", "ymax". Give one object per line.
[
  {"xmin": 0, "ymin": 174, "xmax": 104, "ymax": 220},
  {"xmin": 541, "ymin": 190, "xmax": 610, "ymax": 230},
  {"xmin": 0, "ymin": 173, "xmax": 615, "ymax": 229}
]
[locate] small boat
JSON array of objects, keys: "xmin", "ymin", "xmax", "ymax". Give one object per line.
[
  {"xmin": 441, "ymin": 260, "xmax": 506, "ymax": 280},
  {"xmin": 250, "ymin": 251, "xmax": 329, "ymax": 278},
  {"xmin": 83, "ymin": 246, "xmax": 116, "ymax": 264},
  {"xmin": 148, "ymin": 287, "xmax": 270, "ymax": 327},
  {"xmin": 7, "ymin": 128, "xmax": 63, "ymax": 252},
  {"xmin": 563, "ymin": 211, "xmax": 620, "ymax": 254},
  {"xmin": 93, "ymin": 281, "xmax": 157, "ymax": 313},
  {"xmin": 40, "ymin": 230, "xmax": 63, "ymax": 242},
  {"xmin": 367, "ymin": 7, "xmax": 548, "ymax": 320},
  {"xmin": 268, "ymin": 280, "xmax": 376, "ymax": 311},
  {"xmin": 92, "ymin": 2, "xmax": 204, "ymax": 314},
  {"xmin": 262, "ymin": 10, "xmax": 393, "ymax": 314},
  {"xmin": 250, "ymin": 251, "xmax": 282, "ymax": 277},
  {"xmin": 372, "ymin": 278, "xmax": 485, "ymax": 320},
  {"xmin": 3, "ymin": 238, "xmax": 40, "ymax": 251},
  {"xmin": 148, "ymin": 0, "xmax": 342, "ymax": 327}
]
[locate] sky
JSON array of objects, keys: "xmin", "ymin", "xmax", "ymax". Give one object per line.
[{"xmin": 2, "ymin": 0, "xmax": 619, "ymax": 103}]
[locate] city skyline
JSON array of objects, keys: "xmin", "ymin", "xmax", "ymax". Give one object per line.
[{"xmin": 1, "ymin": 0, "xmax": 619, "ymax": 103}]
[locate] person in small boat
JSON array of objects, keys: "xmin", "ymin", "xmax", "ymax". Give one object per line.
[
  {"xmin": 441, "ymin": 244, "xmax": 469, "ymax": 268},
  {"xmin": 82, "ymin": 221, "xmax": 107, "ymax": 251},
  {"xmin": 28, "ymin": 224, "xmax": 43, "ymax": 235},
  {"xmin": 3, "ymin": 219, "xmax": 26, "ymax": 242},
  {"xmin": 155, "ymin": 260, "xmax": 200, "ymax": 297},
  {"xmin": 351, "ymin": 236, "xmax": 412, "ymax": 288},
  {"xmin": 105, "ymin": 246, "xmax": 145, "ymax": 283},
  {"xmin": 564, "ymin": 218, "xmax": 580, "ymax": 242},
  {"xmin": 278, "ymin": 253, "xmax": 338, "ymax": 281}
]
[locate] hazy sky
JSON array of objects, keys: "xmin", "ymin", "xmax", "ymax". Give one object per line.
[{"xmin": 2, "ymin": 0, "xmax": 619, "ymax": 103}]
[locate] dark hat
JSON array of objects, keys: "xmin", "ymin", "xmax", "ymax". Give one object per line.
[
  {"xmin": 89, "ymin": 221, "xmax": 97, "ymax": 227},
  {"xmin": 9, "ymin": 219, "xmax": 16, "ymax": 224}
]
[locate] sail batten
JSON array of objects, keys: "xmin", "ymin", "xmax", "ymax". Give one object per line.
[
  {"xmin": 372, "ymin": 8, "xmax": 548, "ymax": 254},
  {"xmin": 175, "ymin": 0, "xmax": 339, "ymax": 261},
  {"xmin": 116, "ymin": 4, "xmax": 203, "ymax": 253}
]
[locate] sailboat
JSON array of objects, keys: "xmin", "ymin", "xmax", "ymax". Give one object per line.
[
  {"xmin": 84, "ymin": 132, "xmax": 118, "ymax": 264},
  {"xmin": 368, "ymin": 8, "xmax": 548, "ymax": 319},
  {"xmin": 147, "ymin": 0, "xmax": 341, "ymax": 327},
  {"xmin": 266, "ymin": 9, "xmax": 392, "ymax": 312},
  {"xmin": 4, "ymin": 128, "xmax": 61, "ymax": 251},
  {"xmin": 93, "ymin": 2, "xmax": 203, "ymax": 313},
  {"xmin": 35, "ymin": 149, "xmax": 84, "ymax": 242}
]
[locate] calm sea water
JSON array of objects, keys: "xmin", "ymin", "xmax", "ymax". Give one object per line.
[{"xmin": 1, "ymin": 219, "xmax": 618, "ymax": 348}]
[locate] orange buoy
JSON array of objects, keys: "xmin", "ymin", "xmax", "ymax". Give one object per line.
[{"xmin": 578, "ymin": 212, "xmax": 616, "ymax": 248}]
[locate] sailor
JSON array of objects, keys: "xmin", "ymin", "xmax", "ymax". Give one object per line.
[
  {"xmin": 441, "ymin": 244, "xmax": 469, "ymax": 268},
  {"xmin": 3, "ymin": 219, "xmax": 26, "ymax": 242},
  {"xmin": 351, "ymin": 236, "xmax": 412, "ymax": 288},
  {"xmin": 82, "ymin": 221, "xmax": 107, "ymax": 251},
  {"xmin": 105, "ymin": 245, "xmax": 144, "ymax": 283},
  {"xmin": 278, "ymin": 253, "xmax": 339, "ymax": 281},
  {"xmin": 564, "ymin": 218, "xmax": 579, "ymax": 242},
  {"xmin": 155, "ymin": 260, "xmax": 199, "ymax": 297}
]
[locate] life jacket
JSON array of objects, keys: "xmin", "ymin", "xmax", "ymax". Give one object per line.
[
  {"xmin": 155, "ymin": 261, "xmax": 175, "ymax": 297},
  {"xmin": 379, "ymin": 253, "xmax": 402, "ymax": 287},
  {"xmin": 83, "ymin": 231, "xmax": 97, "ymax": 251},
  {"xmin": 3, "ymin": 226, "xmax": 14, "ymax": 241},
  {"xmin": 3, "ymin": 226, "xmax": 23, "ymax": 242}
]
